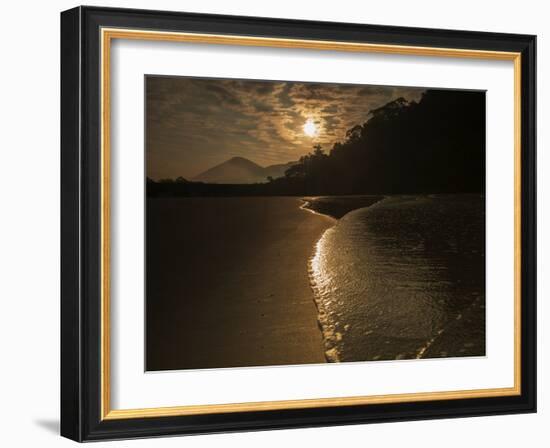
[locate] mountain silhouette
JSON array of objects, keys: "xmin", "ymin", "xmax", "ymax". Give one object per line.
[{"xmin": 193, "ymin": 157, "xmax": 295, "ymax": 184}]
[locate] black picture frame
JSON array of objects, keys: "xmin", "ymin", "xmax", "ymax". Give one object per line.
[{"xmin": 61, "ymin": 5, "xmax": 536, "ymax": 442}]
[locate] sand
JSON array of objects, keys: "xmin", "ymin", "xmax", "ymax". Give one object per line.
[{"xmin": 146, "ymin": 196, "xmax": 333, "ymax": 371}]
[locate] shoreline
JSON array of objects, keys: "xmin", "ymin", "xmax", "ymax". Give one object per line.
[
  {"xmin": 301, "ymin": 195, "xmax": 386, "ymax": 362},
  {"xmin": 307, "ymin": 229, "xmax": 337, "ymax": 362},
  {"xmin": 146, "ymin": 194, "xmax": 398, "ymax": 370}
]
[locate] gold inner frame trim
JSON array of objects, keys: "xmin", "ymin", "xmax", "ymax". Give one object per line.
[{"xmin": 100, "ymin": 27, "xmax": 522, "ymax": 421}]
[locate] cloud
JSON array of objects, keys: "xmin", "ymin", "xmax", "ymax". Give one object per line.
[{"xmin": 146, "ymin": 76, "xmax": 426, "ymax": 180}]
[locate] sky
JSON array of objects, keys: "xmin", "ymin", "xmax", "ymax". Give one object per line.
[{"xmin": 146, "ymin": 76, "xmax": 426, "ymax": 180}]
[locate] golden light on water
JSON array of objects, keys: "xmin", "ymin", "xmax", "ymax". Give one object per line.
[
  {"xmin": 303, "ymin": 118, "xmax": 318, "ymax": 137},
  {"xmin": 308, "ymin": 228, "xmax": 341, "ymax": 363}
]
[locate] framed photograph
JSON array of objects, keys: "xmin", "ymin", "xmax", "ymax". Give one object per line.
[{"xmin": 61, "ymin": 6, "xmax": 536, "ymax": 441}]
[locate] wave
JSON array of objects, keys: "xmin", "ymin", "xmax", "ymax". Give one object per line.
[{"xmin": 307, "ymin": 195, "xmax": 485, "ymax": 363}]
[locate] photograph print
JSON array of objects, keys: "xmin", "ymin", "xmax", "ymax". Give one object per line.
[{"xmin": 145, "ymin": 76, "xmax": 486, "ymax": 371}]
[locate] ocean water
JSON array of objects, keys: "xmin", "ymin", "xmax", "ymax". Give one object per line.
[{"xmin": 309, "ymin": 195, "xmax": 485, "ymax": 362}]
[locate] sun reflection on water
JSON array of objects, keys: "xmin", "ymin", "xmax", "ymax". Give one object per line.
[{"xmin": 308, "ymin": 228, "xmax": 342, "ymax": 362}]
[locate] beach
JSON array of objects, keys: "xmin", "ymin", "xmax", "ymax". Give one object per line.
[
  {"xmin": 147, "ymin": 194, "xmax": 485, "ymax": 370},
  {"xmin": 146, "ymin": 196, "xmax": 333, "ymax": 370}
]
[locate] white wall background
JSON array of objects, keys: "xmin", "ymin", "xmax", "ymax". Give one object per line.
[{"xmin": 0, "ymin": 0, "xmax": 546, "ymax": 446}]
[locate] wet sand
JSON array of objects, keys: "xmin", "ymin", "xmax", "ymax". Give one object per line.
[{"xmin": 146, "ymin": 196, "xmax": 333, "ymax": 371}]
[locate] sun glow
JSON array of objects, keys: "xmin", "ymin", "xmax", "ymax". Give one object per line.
[{"xmin": 303, "ymin": 118, "xmax": 318, "ymax": 137}]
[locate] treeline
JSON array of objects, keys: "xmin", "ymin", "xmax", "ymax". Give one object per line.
[{"xmin": 148, "ymin": 89, "xmax": 485, "ymax": 198}]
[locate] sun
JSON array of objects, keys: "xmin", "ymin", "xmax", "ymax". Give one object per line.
[{"xmin": 303, "ymin": 118, "xmax": 318, "ymax": 137}]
